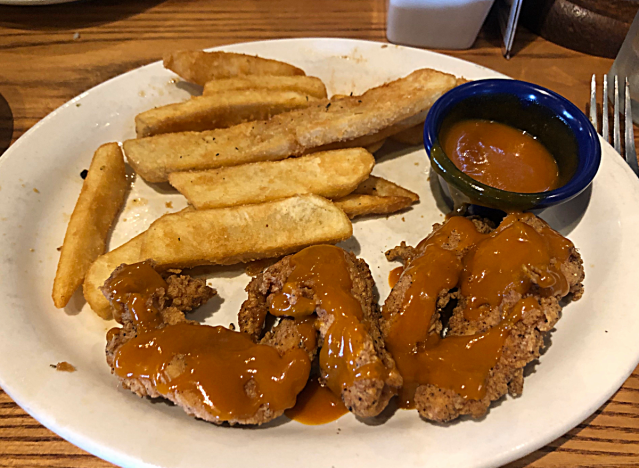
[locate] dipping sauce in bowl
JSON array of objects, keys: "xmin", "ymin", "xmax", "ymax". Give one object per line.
[
  {"xmin": 442, "ymin": 119, "xmax": 559, "ymax": 193},
  {"xmin": 424, "ymin": 79, "xmax": 601, "ymax": 212}
]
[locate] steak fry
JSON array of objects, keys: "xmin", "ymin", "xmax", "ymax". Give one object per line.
[
  {"xmin": 203, "ymin": 75, "xmax": 327, "ymax": 99},
  {"xmin": 382, "ymin": 213, "xmax": 585, "ymax": 422},
  {"xmin": 123, "ymin": 68, "xmax": 458, "ymax": 182},
  {"xmin": 239, "ymin": 245, "xmax": 402, "ymax": 418},
  {"xmin": 103, "ymin": 261, "xmax": 312, "ymax": 426},
  {"xmin": 163, "ymin": 50, "xmax": 305, "ymax": 86},
  {"xmin": 333, "ymin": 176, "xmax": 420, "ymax": 219},
  {"xmin": 169, "ymin": 148, "xmax": 375, "ymax": 210},
  {"xmin": 135, "ymin": 90, "xmax": 319, "ymax": 137}
]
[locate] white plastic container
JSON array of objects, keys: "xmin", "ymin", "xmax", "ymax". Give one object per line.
[{"xmin": 387, "ymin": 0, "xmax": 496, "ymax": 50}]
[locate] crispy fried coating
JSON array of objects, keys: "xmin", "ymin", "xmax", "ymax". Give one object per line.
[
  {"xmin": 104, "ymin": 264, "xmax": 310, "ymax": 426},
  {"xmin": 382, "ymin": 215, "xmax": 585, "ymax": 423},
  {"xmin": 415, "ymin": 296, "xmax": 561, "ymax": 422},
  {"xmin": 239, "ymin": 249, "xmax": 402, "ymax": 418}
]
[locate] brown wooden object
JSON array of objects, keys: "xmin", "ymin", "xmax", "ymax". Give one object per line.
[{"xmin": 522, "ymin": 0, "xmax": 639, "ymax": 58}]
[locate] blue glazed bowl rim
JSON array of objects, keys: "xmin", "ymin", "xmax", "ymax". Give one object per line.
[{"xmin": 423, "ymin": 79, "xmax": 601, "ymax": 208}]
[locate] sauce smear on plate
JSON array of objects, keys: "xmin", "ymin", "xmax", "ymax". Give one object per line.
[
  {"xmin": 285, "ymin": 377, "xmax": 348, "ymax": 425},
  {"xmin": 442, "ymin": 119, "xmax": 559, "ymax": 193}
]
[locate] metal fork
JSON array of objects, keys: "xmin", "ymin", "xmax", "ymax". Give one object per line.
[{"xmin": 590, "ymin": 74, "xmax": 639, "ymax": 176}]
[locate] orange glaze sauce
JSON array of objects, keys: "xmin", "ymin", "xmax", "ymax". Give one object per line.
[
  {"xmin": 292, "ymin": 315, "xmax": 320, "ymax": 353},
  {"xmin": 285, "ymin": 377, "xmax": 348, "ymax": 425},
  {"xmin": 384, "ymin": 217, "xmax": 486, "ymax": 356},
  {"xmin": 388, "ymin": 266, "xmax": 404, "ymax": 288},
  {"xmin": 269, "ymin": 245, "xmax": 388, "ymax": 397},
  {"xmin": 442, "ymin": 119, "xmax": 560, "ymax": 193},
  {"xmin": 269, "ymin": 282, "xmax": 316, "ymax": 319},
  {"xmin": 401, "ymin": 296, "xmax": 540, "ymax": 406},
  {"xmin": 384, "ymin": 214, "xmax": 573, "ymax": 407},
  {"xmin": 460, "ymin": 213, "xmax": 572, "ymax": 321},
  {"xmin": 104, "ymin": 261, "xmax": 168, "ymax": 331},
  {"xmin": 107, "ymin": 262, "xmax": 311, "ymax": 422}
]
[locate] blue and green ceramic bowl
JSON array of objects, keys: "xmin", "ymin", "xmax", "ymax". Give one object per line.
[{"xmin": 423, "ymin": 79, "xmax": 601, "ymax": 212}]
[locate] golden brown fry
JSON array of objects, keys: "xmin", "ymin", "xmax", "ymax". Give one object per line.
[
  {"xmin": 124, "ymin": 68, "xmax": 458, "ymax": 182},
  {"xmin": 124, "ymin": 122, "xmax": 294, "ymax": 183},
  {"xmin": 169, "ymin": 148, "xmax": 374, "ymax": 210},
  {"xmin": 82, "ymin": 208, "xmax": 195, "ymax": 319},
  {"xmin": 352, "ymin": 175, "xmax": 419, "ymax": 201},
  {"xmin": 365, "ymin": 139, "xmax": 386, "ymax": 153},
  {"xmin": 83, "ymin": 233, "xmax": 145, "ymax": 319},
  {"xmin": 302, "ymin": 81, "xmax": 464, "ymax": 151},
  {"xmin": 135, "ymin": 91, "xmax": 319, "ymax": 138},
  {"xmin": 390, "ymin": 123, "xmax": 424, "ymax": 145},
  {"xmin": 163, "ymin": 50, "xmax": 305, "ymax": 86},
  {"xmin": 52, "ymin": 143, "xmax": 128, "ymax": 309},
  {"xmin": 141, "ymin": 195, "xmax": 352, "ymax": 269},
  {"xmin": 334, "ymin": 195, "xmax": 414, "ymax": 219},
  {"xmin": 203, "ymin": 75, "xmax": 327, "ymax": 99},
  {"xmin": 314, "ymin": 113, "xmax": 426, "ymax": 152},
  {"xmin": 333, "ymin": 176, "xmax": 419, "ymax": 218}
]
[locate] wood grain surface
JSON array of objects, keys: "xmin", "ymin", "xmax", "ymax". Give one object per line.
[{"xmin": 1, "ymin": 1, "xmax": 638, "ymax": 467}]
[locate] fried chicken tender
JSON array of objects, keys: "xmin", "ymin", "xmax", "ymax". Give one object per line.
[
  {"xmin": 239, "ymin": 246, "xmax": 402, "ymax": 418},
  {"xmin": 382, "ymin": 213, "xmax": 585, "ymax": 423},
  {"xmin": 104, "ymin": 262, "xmax": 312, "ymax": 426}
]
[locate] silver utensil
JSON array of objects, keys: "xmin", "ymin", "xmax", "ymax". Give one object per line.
[{"xmin": 590, "ymin": 74, "xmax": 639, "ymax": 176}]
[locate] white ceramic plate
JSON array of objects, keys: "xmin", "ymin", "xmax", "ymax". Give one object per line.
[{"xmin": 1, "ymin": 38, "xmax": 638, "ymax": 468}]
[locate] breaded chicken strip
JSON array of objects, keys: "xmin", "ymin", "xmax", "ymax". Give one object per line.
[
  {"xmin": 104, "ymin": 261, "xmax": 312, "ymax": 426},
  {"xmin": 239, "ymin": 245, "xmax": 402, "ymax": 418},
  {"xmin": 382, "ymin": 213, "xmax": 585, "ymax": 423}
]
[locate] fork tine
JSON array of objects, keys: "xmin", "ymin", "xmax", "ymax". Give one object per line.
[
  {"xmin": 614, "ymin": 75, "xmax": 622, "ymax": 154},
  {"xmin": 590, "ymin": 74, "xmax": 598, "ymax": 130},
  {"xmin": 624, "ymin": 77, "xmax": 639, "ymax": 176},
  {"xmin": 603, "ymin": 75, "xmax": 609, "ymax": 142}
]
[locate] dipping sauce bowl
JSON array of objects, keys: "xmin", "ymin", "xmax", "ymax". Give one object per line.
[{"xmin": 423, "ymin": 79, "xmax": 601, "ymax": 212}]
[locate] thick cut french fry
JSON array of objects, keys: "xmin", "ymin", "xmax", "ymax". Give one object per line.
[
  {"xmin": 82, "ymin": 207, "xmax": 195, "ymax": 319},
  {"xmin": 123, "ymin": 68, "xmax": 458, "ymax": 182},
  {"xmin": 333, "ymin": 176, "xmax": 419, "ymax": 218},
  {"xmin": 141, "ymin": 195, "xmax": 352, "ymax": 269},
  {"xmin": 314, "ymin": 113, "xmax": 426, "ymax": 152},
  {"xmin": 82, "ymin": 233, "xmax": 145, "ymax": 319},
  {"xmin": 352, "ymin": 176, "xmax": 420, "ymax": 200},
  {"xmin": 163, "ymin": 50, "xmax": 305, "ymax": 86},
  {"xmin": 135, "ymin": 91, "xmax": 319, "ymax": 137},
  {"xmin": 365, "ymin": 139, "xmax": 386, "ymax": 153},
  {"xmin": 331, "ymin": 80, "xmax": 468, "ymax": 150},
  {"xmin": 169, "ymin": 148, "xmax": 374, "ymax": 210},
  {"xmin": 334, "ymin": 195, "xmax": 415, "ymax": 219},
  {"xmin": 52, "ymin": 143, "xmax": 128, "ymax": 308},
  {"xmin": 203, "ymin": 75, "xmax": 327, "ymax": 99}
]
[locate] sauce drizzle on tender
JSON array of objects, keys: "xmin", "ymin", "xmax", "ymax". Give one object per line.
[
  {"xmin": 442, "ymin": 119, "xmax": 560, "ymax": 193},
  {"xmin": 384, "ymin": 213, "xmax": 573, "ymax": 407},
  {"xmin": 388, "ymin": 266, "xmax": 404, "ymax": 288},
  {"xmin": 106, "ymin": 262, "xmax": 311, "ymax": 422},
  {"xmin": 107, "ymin": 261, "xmax": 167, "ymax": 331},
  {"xmin": 270, "ymin": 245, "xmax": 389, "ymax": 397}
]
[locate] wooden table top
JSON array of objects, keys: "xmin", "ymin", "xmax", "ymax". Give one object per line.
[{"xmin": 1, "ymin": 1, "xmax": 638, "ymax": 467}]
